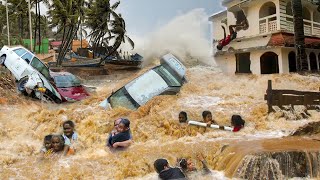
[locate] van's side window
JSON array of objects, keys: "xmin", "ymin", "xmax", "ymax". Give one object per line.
[
  {"xmin": 21, "ymin": 52, "xmax": 33, "ymax": 64},
  {"xmin": 13, "ymin": 48, "xmax": 27, "ymax": 57}
]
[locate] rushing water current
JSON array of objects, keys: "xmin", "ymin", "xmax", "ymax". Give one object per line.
[{"xmin": 1, "ymin": 63, "xmax": 320, "ymax": 179}]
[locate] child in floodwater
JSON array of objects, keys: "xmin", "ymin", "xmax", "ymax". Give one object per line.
[
  {"xmin": 178, "ymin": 111, "xmax": 188, "ymax": 123},
  {"xmin": 154, "ymin": 158, "xmax": 186, "ymax": 180},
  {"xmin": 231, "ymin": 115, "xmax": 245, "ymax": 132},
  {"xmin": 62, "ymin": 120, "xmax": 78, "ymax": 154},
  {"xmin": 202, "ymin": 111, "xmax": 217, "ymax": 125},
  {"xmin": 40, "ymin": 134, "xmax": 54, "ymax": 158},
  {"xmin": 177, "ymin": 153, "xmax": 211, "ymax": 176},
  {"xmin": 107, "ymin": 118, "xmax": 133, "ymax": 149}
]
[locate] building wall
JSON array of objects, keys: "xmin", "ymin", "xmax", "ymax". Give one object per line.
[
  {"xmin": 211, "ymin": 13, "xmax": 228, "ymax": 41},
  {"xmin": 216, "ymin": 48, "xmax": 288, "ymax": 74},
  {"xmin": 224, "ymin": 0, "xmax": 280, "ymax": 38},
  {"xmin": 215, "ymin": 54, "xmax": 236, "ymax": 74}
]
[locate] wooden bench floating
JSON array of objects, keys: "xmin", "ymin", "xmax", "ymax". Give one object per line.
[{"xmin": 264, "ymin": 80, "xmax": 320, "ymax": 113}]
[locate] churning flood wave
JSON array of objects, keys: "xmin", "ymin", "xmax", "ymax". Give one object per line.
[{"xmin": 1, "ymin": 8, "xmax": 320, "ymax": 179}]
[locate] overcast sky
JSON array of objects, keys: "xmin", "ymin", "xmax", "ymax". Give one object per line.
[{"xmin": 114, "ymin": 0, "xmax": 225, "ymax": 37}]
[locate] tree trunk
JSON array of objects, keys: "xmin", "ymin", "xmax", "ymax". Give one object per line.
[
  {"xmin": 19, "ymin": 14, "xmax": 23, "ymax": 38},
  {"xmin": 291, "ymin": 0, "xmax": 308, "ymax": 71},
  {"xmin": 33, "ymin": 0, "xmax": 38, "ymax": 52},
  {"xmin": 38, "ymin": 2, "xmax": 41, "ymax": 53}
]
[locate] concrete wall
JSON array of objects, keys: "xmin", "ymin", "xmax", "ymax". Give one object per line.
[
  {"xmin": 215, "ymin": 54, "xmax": 236, "ymax": 74},
  {"xmin": 211, "ymin": 13, "xmax": 228, "ymax": 41},
  {"xmin": 216, "ymin": 48, "xmax": 286, "ymax": 74},
  {"xmin": 224, "ymin": 0, "xmax": 280, "ymax": 38}
]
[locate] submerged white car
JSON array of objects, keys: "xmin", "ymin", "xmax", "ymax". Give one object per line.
[
  {"xmin": 0, "ymin": 45, "xmax": 62, "ymax": 103},
  {"xmin": 100, "ymin": 53, "xmax": 186, "ymax": 110}
]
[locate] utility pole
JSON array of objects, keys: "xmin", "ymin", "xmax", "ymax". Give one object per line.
[
  {"xmin": 6, "ymin": 0, "xmax": 10, "ymax": 46},
  {"xmin": 28, "ymin": 0, "xmax": 33, "ymax": 51}
]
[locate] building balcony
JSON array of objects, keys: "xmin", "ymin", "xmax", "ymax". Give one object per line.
[{"xmin": 259, "ymin": 14, "xmax": 320, "ymax": 37}]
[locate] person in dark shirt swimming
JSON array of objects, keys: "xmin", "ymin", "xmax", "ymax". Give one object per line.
[
  {"xmin": 154, "ymin": 158, "xmax": 186, "ymax": 180},
  {"xmin": 107, "ymin": 118, "xmax": 133, "ymax": 149}
]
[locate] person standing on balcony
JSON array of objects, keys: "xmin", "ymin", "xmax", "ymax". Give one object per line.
[{"xmin": 216, "ymin": 21, "xmax": 248, "ymax": 51}]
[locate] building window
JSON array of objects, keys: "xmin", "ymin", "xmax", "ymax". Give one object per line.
[
  {"xmin": 309, "ymin": 52, "xmax": 317, "ymax": 71},
  {"xmin": 235, "ymin": 53, "xmax": 251, "ymax": 73},
  {"xmin": 288, "ymin": 51, "xmax": 297, "ymax": 72},
  {"xmin": 260, "ymin": 52, "xmax": 279, "ymax": 74}
]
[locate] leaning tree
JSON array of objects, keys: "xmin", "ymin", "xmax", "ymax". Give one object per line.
[
  {"xmin": 85, "ymin": 0, "xmax": 134, "ymax": 60},
  {"xmin": 48, "ymin": 0, "xmax": 85, "ymax": 66}
]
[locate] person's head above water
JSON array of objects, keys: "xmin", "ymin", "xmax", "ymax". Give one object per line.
[
  {"xmin": 216, "ymin": 44, "xmax": 223, "ymax": 50},
  {"xmin": 178, "ymin": 158, "xmax": 196, "ymax": 172},
  {"xmin": 51, "ymin": 134, "xmax": 65, "ymax": 152},
  {"xmin": 231, "ymin": 115, "xmax": 245, "ymax": 127},
  {"xmin": 202, "ymin": 111, "xmax": 213, "ymax": 122},
  {"xmin": 178, "ymin": 111, "xmax": 188, "ymax": 123},
  {"xmin": 43, "ymin": 134, "xmax": 52, "ymax": 150},
  {"xmin": 114, "ymin": 118, "xmax": 122, "ymax": 132},
  {"xmin": 118, "ymin": 118, "xmax": 130, "ymax": 133},
  {"xmin": 63, "ymin": 120, "xmax": 75, "ymax": 138},
  {"xmin": 154, "ymin": 158, "xmax": 169, "ymax": 173}
]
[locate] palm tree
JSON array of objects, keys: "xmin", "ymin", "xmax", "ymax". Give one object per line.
[
  {"xmin": 8, "ymin": 0, "xmax": 29, "ymax": 38},
  {"xmin": 85, "ymin": 0, "xmax": 134, "ymax": 60},
  {"xmin": 291, "ymin": 0, "xmax": 308, "ymax": 71},
  {"xmin": 48, "ymin": 0, "xmax": 85, "ymax": 66}
]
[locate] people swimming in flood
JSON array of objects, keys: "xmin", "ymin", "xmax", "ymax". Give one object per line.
[
  {"xmin": 216, "ymin": 21, "xmax": 248, "ymax": 51},
  {"xmin": 154, "ymin": 158, "xmax": 186, "ymax": 180},
  {"xmin": 40, "ymin": 134, "xmax": 54, "ymax": 159},
  {"xmin": 107, "ymin": 118, "xmax": 133, "ymax": 149},
  {"xmin": 177, "ymin": 153, "xmax": 211, "ymax": 176},
  {"xmin": 178, "ymin": 111, "xmax": 188, "ymax": 123},
  {"xmin": 202, "ymin": 110, "xmax": 217, "ymax": 125},
  {"xmin": 231, "ymin": 115, "xmax": 245, "ymax": 132},
  {"xmin": 62, "ymin": 120, "xmax": 78, "ymax": 154}
]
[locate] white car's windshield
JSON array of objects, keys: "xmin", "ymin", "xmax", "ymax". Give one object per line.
[
  {"xmin": 53, "ymin": 74, "xmax": 81, "ymax": 88},
  {"xmin": 109, "ymin": 87, "xmax": 139, "ymax": 110},
  {"xmin": 153, "ymin": 64, "xmax": 182, "ymax": 86},
  {"xmin": 30, "ymin": 57, "xmax": 51, "ymax": 80}
]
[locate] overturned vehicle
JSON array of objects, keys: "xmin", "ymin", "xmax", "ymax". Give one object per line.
[
  {"xmin": 0, "ymin": 46, "xmax": 62, "ymax": 103},
  {"xmin": 100, "ymin": 53, "xmax": 186, "ymax": 110}
]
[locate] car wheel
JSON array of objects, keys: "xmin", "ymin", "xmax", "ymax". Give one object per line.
[
  {"xmin": 17, "ymin": 76, "xmax": 29, "ymax": 96},
  {"xmin": 0, "ymin": 55, "xmax": 6, "ymax": 65},
  {"xmin": 41, "ymin": 93, "xmax": 56, "ymax": 103}
]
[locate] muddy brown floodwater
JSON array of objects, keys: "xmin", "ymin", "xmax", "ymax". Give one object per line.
[{"xmin": 0, "ymin": 62, "xmax": 320, "ymax": 179}]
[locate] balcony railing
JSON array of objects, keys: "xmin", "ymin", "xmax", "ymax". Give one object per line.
[
  {"xmin": 284, "ymin": 14, "xmax": 320, "ymax": 36},
  {"xmin": 259, "ymin": 14, "xmax": 278, "ymax": 34},
  {"xmin": 259, "ymin": 14, "xmax": 320, "ymax": 36}
]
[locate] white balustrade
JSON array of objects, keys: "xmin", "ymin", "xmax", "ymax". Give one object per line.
[{"xmin": 282, "ymin": 14, "xmax": 320, "ymax": 36}]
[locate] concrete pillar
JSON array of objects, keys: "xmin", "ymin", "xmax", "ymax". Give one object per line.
[
  {"xmin": 317, "ymin": 52, "xmax": 320, "ymax": 70},
  {"xmin": 307, "ymin": 51, "xmax": 311, "ymax": 70}
]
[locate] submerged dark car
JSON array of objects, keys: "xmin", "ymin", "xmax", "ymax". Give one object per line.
[
  {"xmin": 50, "ymin": 72, "xmax": 90, "ymax": 102},
  {"xmin": 100, "ymin": 53, "xmax": 186, "ymax": 110}
]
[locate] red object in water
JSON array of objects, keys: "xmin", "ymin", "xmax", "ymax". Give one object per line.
[
  {"xmin": 50, "ymin": 72, "xmax": 89, "ymax": 102},
  {"xmin": 233, "ymin": 126, "xmax": 243, "ymax": 132}
]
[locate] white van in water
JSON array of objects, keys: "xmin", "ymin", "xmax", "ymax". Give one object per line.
[
  {"xmin": 100, "ymin": 53, "xmax": 186, "ymax": 110},
  {"xmin": 0, "ymin": 46, "xmax": 62, "ymax": 103}
]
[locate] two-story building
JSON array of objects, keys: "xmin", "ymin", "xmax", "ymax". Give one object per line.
[{"xmin": 209, "ymin": 0, "xmax": 320, "ymax": 74}]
